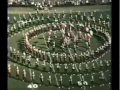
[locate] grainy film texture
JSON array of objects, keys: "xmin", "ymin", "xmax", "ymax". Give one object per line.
[{"xmin": 8, "ymin": 0, "xmax": 111, "ymax": 90}]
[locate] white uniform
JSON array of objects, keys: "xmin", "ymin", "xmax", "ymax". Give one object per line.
[
  {"xmin": 48, "ymin": 75, "xmax": 52, "ymax": 84},
  {"xmin": 16, "ymin": 66, "xmax": 19, "ymax": 77},
  {"xmin": 39, "ymin": 73, "xmax": 44, "ymax": 83},
  {"xmin": 77, "ymin": 81, "xmax": 82, "ymax": 87},
  {"xmin": 64, "ymin": 64, "xmax": 68, "ymax": 71},
  {"xmin": 32, "ymin": 71, "xmax": 35, "ymax": 80},
  {"xmin": 91, "ymin": 74, "xmax": 94, "ymax": 82},
  {"xmin": 59, "ymin": 76, "xmax": 63, "ymax": 85},
  {"xmin": 8, "ymin": 64, "xmax": 11, "ymax": 75},
  {"xmin": 69, "ymin": 75, "xmax": 73, "ymax": 84},
  {"xmin": 23, "ymin": 69, "xmax": 26, "ymax": 80},
  {"xmin": 72, "ymin": 64, "xmax": 75, "ymax": 71},
  {"xmin": 99, "ymin": 71, "xmax": 105, "ymax": 83}
]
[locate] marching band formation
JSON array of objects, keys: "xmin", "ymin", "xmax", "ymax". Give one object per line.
[{"xmin": 8, "ymin": 10, "xmax": 111, "ymax": 89}]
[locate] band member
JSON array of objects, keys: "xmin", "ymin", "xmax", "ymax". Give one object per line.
[
  {"xmin": 90, "ymin": 73, "xmax": 98, "ymax": 87},
  {"xmin": 40, "ymin": 51, "xmax": 44, "ymax": 60},
  {"xmin": 41, "ymin": 16, "xmax": 45, "ymax": 24},
  {"xmin": 72, "ymin": 63, "xmax": 76, "ymax": 72},
  {"xmin": 16, "ymin": 50, "xmax": 20, "ymax": 63},
  {"xmin": 67, "ymin": 87, "xmax": 71, "ymax": 90},
  {"xmin": 64, "ymin": 53, "xmax": 68, "ymax": 63},
  {"xmin": 49, "ymin": 63, "xmax": 53, "ymax": 72},
  {"xmin": 22, "ymin": 69, "xmax": 26, "ymax": 81},
  {"xmin": 51, "ymin": 53, "xmax": 55, "ymax": 63},
  {"xmin": 12, "ymin": 49, "xmax": 16, "ymax": 60},
  {"xmin": 48, "ymin": 29, "xmax": 53, "ymax": 38},
  {"xmin": 53, "ymin": 31, "xmax": 57, "ymax": 38},
  {"xmin": 61, "ymin": 43, "xmax": 65, "ymax": 52},
  {"xmin": 8, "ymin": 64, "xmax": 11, "ymax": 76},
  {"xmin": 35, "ymin": 58, "xmax": 39, "ymax": 68},
  {"xmin": 32, "ymin": 16, "xmax": 36, "ymax": 25},
  {"xmin": 9, "ymin": 47, "xmax": 13, "ymax": 58},
  {"xmin": 43, "ymin": 51, "xmax": 46, "ymax": 60},
  {"xmin": 78, "ymin": 63, "xmax": 83, "ymax": 73},
  {"xmin": 105, "ymin": 60, "xmax": 110, "ymax": 68},
  {"xmin": 61, "ymin": 28, "xmax": 65, "ymax": 38},
  {"xmin": 46, "ymin": 52, "xmax": 50, "ymax": 63},
  {"xmin": 90, "ymin": 50, "xmax": 95, "ymax": 59},
  {"xmin": 60, "ymin": 53, "xmax": 63, "ymax": 63},
  {"xmin": 56, "ymin": 53, "xmax": 60, "ymax": 63},
  {"xmin": 18, "ymin": 22, "xmax": 22, "ymax": 31},
  {"xmin": 59, "ymin": 75, "xmax": 63, "ymax": 86},
  {"xmin": 47, "ymin": 75, "xmax": 52, "ymax": 85},
  {"xmin": 89, "ymin": 29, "xmax": 93, "ymax": 37},
  {"xmin": 106, "ymin": 21, "xmax": 110, "ymax": 30},
  {"xmin": 91, "ymin": 62, "xmax": 96, "ymax": 73},
  {"xmin": 39, "ymin": 73, "xmax": 44, "ymax": 84},
  {"xmin": 67, "ymin": 54, "xmax": 72, "ymax": 63},
  {"xmin": 74, "ymin": 53, "xmax": 78, "ymax": 62},
  {"xmin": 16, "ymin": 66, "xmax": 20, "ymax": 78},
  {"xmin": 13, "ymin": 16, "xmax": 17, "ymax": 23},
  {"xmin": 52, "ymin": 41, "xmax": 56, "ymax": 51},
  {"xmin": 69, "ymin": 75, "xmax": 73, "ymax": 85},
  {"xmin": 32, "ymin": 71, "xmax": 35, "ymax": 81},
  {"xmin": 56, "ymin": 63, "xmax": 60, "ymax": 72},
  {"xmin": 99, "ymin": 60, "xmax": 104, "ymax": 70},
  {"xmin": 92, "ymin": 17, "xmax": 96, "ymax": 25},
  {"xmin": 12, "ymin": 49, "xmax": 16, "ymax": 59},
  {"xmin": 28, "ymin": 18, "xmax": 32, "ymax": 26},
  {"xmin": 11, "ymin": 48, "xmax": 16, "ymax": 60},
  {"xmin": 99, "ymin": 14, "xmax": 103, "ymax": 21},
  {"xmin": 8, "ymin": 16, "xmax": 10, "ymax": 22},
  {"xmin": 80, "ymin": 15, "xmax": 84, "ymax": 21},
  {"xmin": 21, "ymin": 21, "xmax": 26, "ymax": 28},
  {"xmin": 42, "ymin": 60, "xmax": 46, "ymax": 71},
  {"xmin": 82, "ymin": 76, "xmax": 88, "ymax": 87},
  {"xmin": 52, "ymin": 22, "xmax": 57, "ymax": 29},
  {"xmin": 36, "ymin": 16, "xmax": 40, "ymax": 25},
  {"xmin": 47, "ymin": 36, "xmax": 51, "ymax": 47},
  {"xmin": 38, "ymin": 50, "xmax": 42, "ymax": 59},
  {"xmin": 77, "ymin": 80, "xmax": 82, "ymax": 88},
  {"xmin": 22, "ymin": 14, "xmax": 26, "ymax": 21},
  {"xmin": 26, "ymin": 55, "xmax": 31, "ymax": 66},
  {"xmin": 21, "ymin": 52, "xmax": 26, "ymax": 64},
  {"xmin": 85, "ymin": 62, "xmax": 90, "ymax": 74},
  {"xmin": 64, "ymin": 63, "xmax": 68, "ymax": 73},
  {"xmin": 83, "ymin": 12, "xmax": 87, "ymax": 21},
  {"xmin": 85, "ymin": 31, "xmax": 91, "ymax": 48},
  {"xmin": 28, "ymin": 12, "xmax": 32, "ymax": 19},
  {"xmin": 78, "ymin": 30, "xmax": 83, "ymax": 40},
  {"xmin": 106, "ymin": 15, "xmax": 110, "ymax": 23},
  {"xmin": 102, "ymin": 20, "xmax": 106, "ymax": 28},
  {"xmin": 99, "ymin": 71, "xmax": 106, "ymax": 86},
  {"xmin": 90, "ymin": 12, "xmax": 94, "ymax": 19},
  {"xmin": 9, "ymin": 26, "xmax": 13, "ymax": 35},
  {"xmin": 77, "ymin": 74, "xmax": 83, "ymax": 88}
]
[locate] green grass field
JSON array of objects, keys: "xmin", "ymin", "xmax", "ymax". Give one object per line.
[{"xmin": 8, "ymin": 5, "xmax": 111, "ymax": 90}]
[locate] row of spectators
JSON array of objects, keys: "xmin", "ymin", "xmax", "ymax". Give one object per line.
[{"xmin": 8, "ymin": 0, "xmax": 111, "ymax": 7}]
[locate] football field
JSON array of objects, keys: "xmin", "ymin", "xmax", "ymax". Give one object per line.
[{"xmin": 8, "ymin": 5, "xmax": 111, "ymax": 90}]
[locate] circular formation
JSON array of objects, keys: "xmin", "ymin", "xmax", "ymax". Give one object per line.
[
  {"xmin": 8, "ymin": 10, "xmax": 111, "ymax": 90},
  {"xmin": 24, "ymin": 22, "xmax": 111, "ymax": 64}
]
